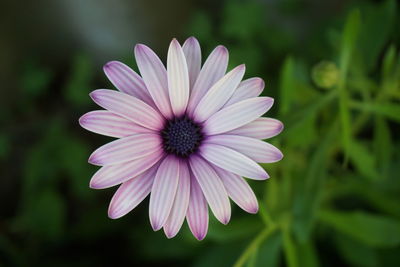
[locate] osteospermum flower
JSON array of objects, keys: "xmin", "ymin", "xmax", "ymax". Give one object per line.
[{"xmin": 79, "ymin": 37, "xmax": 283, "ymax": 240}]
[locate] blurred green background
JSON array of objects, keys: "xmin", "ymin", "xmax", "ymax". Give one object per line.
[{"xmin": 1, "ymin": 0, "xmax": 400, "ymax": 266}]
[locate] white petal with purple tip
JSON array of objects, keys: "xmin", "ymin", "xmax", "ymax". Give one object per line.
[
  {"xmin": 103, "ymin": 61, "xmax": 155, "ymax": 107},
  {"xmin": 88, "ymin": 133, "xmax": 162, "ymax": 166},
  {"xmin": 182, "ymin": 37, "xmax": 201, "ymax": 89},
  {"xmin": 79, "ymin": 110, "xmax": 153, "ymax": 138},
  {"xmin": 227, "ymin": 117, "xmax": 284, "ymax": 139},
  {"xmin": 186, "ymin": 175, "xmax": 209, "ymax": 241},
  {"xmin": 108, "ymin": 163, "xmax": 159, "ymax": 219},
  {"xmin": 193, "ymin": 64, "xmax": 245, "ymax": 122},
  {"xmin": 213, "ymin": 165, "xmax": 258, "ymax": 213},
  {"xmin": 199, "ymin": 143, "xmax": 269, "ymax": 180},
  {"xmin": 187, "ymin": 46, "xmax": 228, "ymax": 115},
  {"xmin": 135, "ymin": 44, "xmax": 173, "ymax": 119},
  {"xmin": 149, "ymin": 155, "xmax": 180, "ymax": 231},
  {"xmin": 205, "ymin": 135, "xmax": 283, "ymax": 163},
  {"xmin": 90, "ymin": 89, "xmax": 164, "ymax": 130},
  {"xmin": 164, "ymin": 160, "xmax": 190, "ymax": 238},
  {"xmin": 203, "ymin": 97, "xmax": 274, "ymax": 135},
  {"xmin": 89, "ymin": 150, "xmax": 164, "ymax": 189},
  {"xmin": 189, "ymin": 155, "xmax": 231, "ymax": 224},
  {"xmin": 224, "ymin": 77, "xmax": 264, "ymax": 107},
  {"xmin": 167, "ymin": 39, "xmax": 190, "ymax": 116}
]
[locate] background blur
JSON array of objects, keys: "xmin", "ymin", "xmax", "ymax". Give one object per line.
[{"xmin": 1, "ymin": 0, "xmax": 400, "ymax": 266}]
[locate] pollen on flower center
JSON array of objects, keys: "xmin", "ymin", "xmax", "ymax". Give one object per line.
[{"xmin": 161, "ymin": 116, "xmax": 203, "ymax": 157}]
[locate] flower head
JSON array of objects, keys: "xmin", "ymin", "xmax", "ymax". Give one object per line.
[{"xmin": 79, "ymin": 37, "xmax": 283, "ymax": 240}]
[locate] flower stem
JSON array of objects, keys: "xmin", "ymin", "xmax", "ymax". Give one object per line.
[{"xmin": 233, "ymin": 225, "xmax": 278, "ymax": 267}]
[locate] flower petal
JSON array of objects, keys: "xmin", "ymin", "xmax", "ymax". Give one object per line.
[
  {"xmin": 103, "ymin": 61, "xmax": 155, "ymax": 107},
  {"xmin": 189, "ymin": 155, "xmax": 231, "ymax": 224},
  {"xmin": 227, "ymin": 118, "xmax": 284, "ymax": 139},
  {"xmin": 108, "ymin": 163, "xmax": 159, "ymax": 219},
  {"xmin": 203, "ymin": 97, "xmax": 274, "ymax": 135},
  {"xmin": 213, "ymin": 166, "xmax": 258, "ymax": 214},
  {"xmin": 205, "ymin": 135, "xmax": 283, "ymax": 163},
  {"xmin": 224, "ymin": 77, "xmax": 264, "ymax": 107},
  {"xmin": 149, "ymin": 155, "xmax": 180, "ymax": 231},
  {"xmin": 193, "ymin": 65, "xmax": 245, "ymax": 122},
  {"xmin": 134, "ymin": 44, "xmax": 173, "ymax": 119},
  {"xmin": 199, "ymin": 143, "xmax": 269, "ymax": 180},
  {"xmin": 90, "ymin": 89, "xmax": 164, "ymax": 131},
  {"xmin": 186, "ymin": 174, "xmax": 208, "ymax": 241},
  {"xmin": 89, "ymin": 149, "xmax": 164, "ymax": 189},
  {"xmin": 79, "ymin": 110, "xmax": 153, "ymax": 138},
  {"xmin": 163, "ymin": 160, "xmax": 190, "ymax": 238},
  {"xmin": 187, "ymin": 46, "xmax": 228, "ymax": 116},
  {"xmin": 167, "ymin": 39, "xmax": 190, "ymax": 116},
  {"xmin": 182, "ymin": 37, "xmax": 201, "ymax": 89},
  {"xmin": 88, "ymin": 133, "xmax": 162, "ymax": 166}
]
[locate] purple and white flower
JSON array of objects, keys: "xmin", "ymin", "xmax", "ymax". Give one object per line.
[{"xmin": 79, "ymin": 37, "xmax": 283, "ymax": 240}]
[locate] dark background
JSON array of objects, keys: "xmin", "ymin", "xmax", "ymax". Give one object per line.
[{"xmin": 1, "ymin": 0, "xmax": 400, "ymax": 266}]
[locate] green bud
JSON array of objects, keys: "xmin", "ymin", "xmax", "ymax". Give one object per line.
[{"xmin": 312, "ymin": 61, "xmax": 339, "ymax": 89}]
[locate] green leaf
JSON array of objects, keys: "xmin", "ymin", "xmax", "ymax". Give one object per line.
[
  {"xmin": 348, "ymin": 140, "xmax": 379, "ymax": 180},
  {"xmin": 282, "ymin": 90, "xmax": 337, "ymax": 137},
  {"xmin": 335, "ymin": 234, "xmax": 379, "ymax": 267},
  {"xmin": 382, "ymin": 44, "xmax": 397, "ymax": 80},
  {"xmin": 292, "ymin": 121, "xmax": 337, "ymax": 243},
  {"xmin": 279, "ymin": 56, "xmax": 295, "ymax": 115},
  {"xmin": 208, "ymin": 216, "xmax": 262, "ymax": 243},
  {"xmin": 339, "ymin": 9, "xmax": 361, "ymax": 76},
  {"xmin": 282, "ymin": 223, "xmax": 298, "ymax": 267},
  {"xmin": 351, "ymin": 101, "xmax": 400, "ymax": 122},
  {"xmin": 373, "ymin": 117, "xmax": 392, "ymax": 175},
  {"xmin": 319, "ymin": 210, "xmax": 400, "ymax": 248},
  {"xmin": 337, "ymin": 9, "xmax": 361, "ymax": 160},
  {"xmin": 359, "ymin": 0, "xmax": 397, "ymax": 71},
  {"xmin": 254, "ymin": 231, "xmax": 282, "ymax": 267},
  {"xmin": 296, "ymin": 241, "xmax": 319, "ymax": 267}
]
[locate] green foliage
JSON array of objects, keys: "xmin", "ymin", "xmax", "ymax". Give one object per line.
[
  {"xmin": 63, "ymin": 53, "xmax": 94, "ymax": 107},
  {"xmin": 20, "ymin": 60, "xmax": 53, "ymax": 98},
  {"xmin": 2, "ymin": 0, "xmax": 400, "ymax": 266},
  {"xmin": 319, "ymin": 210, "xmax": 400, "ymax": 248},
  {"xmin": 187, "ymin": 0, "xmax": 400, "ymax": 266}
]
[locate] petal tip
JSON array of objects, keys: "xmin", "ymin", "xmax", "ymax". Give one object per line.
[
  {"xmin": 221, "ymin": 216, "xmax": 230, "ymax": 225},
  {"xmin": 260, "ymin": 171, "xmax": 270, "ymax": 180},
  {"xmin": 186, "ymin": 36, "xmax": 198, "ymax": 44},
  {"xmin": 107, "ymin": 208, "xmax": 121, "ymax": 219},
  {"xmin": 103, "ymin": 61, "xmax": 117, "ymax": 70},
  {"xmin": 134, "ymin": 44, "xmax": 147, "ymax": 54},
  {"xmin": 257, "ymin": 77, "xmax": 265, "ymax": 88},
  {"xmin": 164, "ymin": 229, "xmax": 177, "ymax": 239},
  {"xmin": 150, "ymin": 220, "xmax": 163, "ymax": 231},
  {"xmin": 277, "ymin": 121, "xmax": 284, "ymax": 133},
  {"xmin": 78, "ymin": 114, "xmax": 87, "ymax": 127},
  {"xmin": 216, "ymin": 45, "xmax": 228, "ymax": 55},
  {"xmin": 247, "ymin": 205, "xmax": 259, "ymax": 214},
  {"xmin": 89, "ymin": 179, "xmax": 101, "ymax": 189},
  {"xmin": 194, "ymin": 232, "xmax": 206, "ymax": 241},
  {"xmin": 89, "ymin": 90, "xmax": 102, "ymax": 102},
  {"xmin": 237, "ymin": 64, "xmax": 246, "ymax": 70},
  {"xmin": 88, "ymin": 154, "xmax": 101, "ymax": 166}
]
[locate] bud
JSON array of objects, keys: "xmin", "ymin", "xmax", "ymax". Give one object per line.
[{"xmin": 312, "ymin": 61, "xmax": 339, "ymax": 89}]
